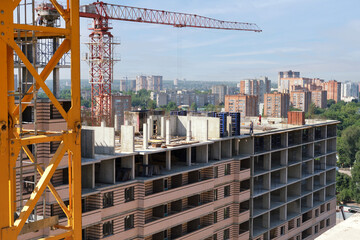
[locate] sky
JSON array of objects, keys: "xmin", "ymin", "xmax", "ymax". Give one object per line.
[{"xmin": 77, "ymin": 0, "xmax": 360, "ymax": 83}]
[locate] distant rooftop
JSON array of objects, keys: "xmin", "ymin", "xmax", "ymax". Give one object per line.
[{"xmin": 315, "ymin": 213, "xmax": 360, "ymax": 240}]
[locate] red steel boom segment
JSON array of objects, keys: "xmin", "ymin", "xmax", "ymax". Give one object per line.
[{"xmin": 80, "ymin": 1, "xmax": 261, "ymax": 126}]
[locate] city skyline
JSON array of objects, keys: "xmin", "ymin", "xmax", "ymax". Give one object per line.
[{"xmin": 76, "ymin": 0, "xmax": 360, "ymax": 83}]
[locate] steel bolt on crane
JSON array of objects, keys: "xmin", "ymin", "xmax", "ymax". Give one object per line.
[{"xmin": 0, "ymin": 0, "xmax": 260, "ymax": 239}]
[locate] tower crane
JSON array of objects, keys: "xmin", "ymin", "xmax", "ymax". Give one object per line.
[
  {"xmin": 79, "ymin": 1, "xmax": 262, "ymax": 126},
  {"xmin": 0, "ymin": 1, "xmax": 260, "ymax": 239}
]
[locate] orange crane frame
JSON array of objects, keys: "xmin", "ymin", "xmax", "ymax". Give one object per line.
[{"xmin": 0, "ymin": 0, "xmax": 82, "ymax": 239}]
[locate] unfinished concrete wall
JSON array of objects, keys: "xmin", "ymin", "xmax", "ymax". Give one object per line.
[
  {"xmin": 177, "ymin": 116, "xmax": 220, "ymax": 139},
  {"xmin": 83, "ymin": 125, "xmax": 115, "ymax": 155},
  {"xmin": 121, "ymin": 125, "xmax": 134, "ymax": 153},
  {"xmin": 81, "ymin": 129, "xmax": 95, "ymax": 158}
]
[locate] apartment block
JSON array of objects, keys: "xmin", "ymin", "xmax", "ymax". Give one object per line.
[
  {"xmin": 136, "ymin": 75, "xmax": 163, "ymax": 91},
  {"xmin": 263, "ymin": 92, "xmax": 290, "ymax": 118},
  {"xmin": 240, "ymin": 77, "xmax": 270, "ymax": 103},
  {"xmin": 211, "ymin": 85, "xmax": 228, "ymax": 104},
  {"xmin": 311, "ymin": 90, "xmax": 327, "ymax": 109},
  {"xmin": 18, "ymin": 106, "xmax": 338, "ymax": 240},
  {"xmin": 290, "ymin": 90, "xmax": 312, "ymax": 112},
  {"xmin": 341, "ymin": 81, "xmax": 359, "ymax": 101},
  {"xmin": 225, "ymin": 95, "xmax": 258, "ymax": 117},
  {"xmin": 112, "ymin": 95, "xmax": 132, "ymax": 130},
  {"xmin": 323, "ymin": 80, "xmax": 341, "ymax": 103}
]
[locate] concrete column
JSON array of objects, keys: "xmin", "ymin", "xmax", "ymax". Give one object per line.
[
  {"xmin": 234, "ymin": 139, "xmax": 239, "ymax": 156},
  {"xmin": 186, "ymin": 120, "xmax": 192, "ymax": 142},
  {"xmin": 114, "ymin": 115, "xmax": 120, "ymax": 132},
  {"xmin": 53, "ymin": 67, "xmax": 60, "ymax": 98},
  {"xmin": 166, "ymin": 151, "xmax": 171, "ymax": 170},
  {"xmin": 166, "ymin": 119, "xmax": 171, "ymax": 145},
  {"xmin": 186, "ymin": 147, "xmax": 191, "ymax": 166},
  {"xmin": 143, "ymin": 155, "xmax": 149, "ymax": 176},
  {"xmin": 147, "ymin": 118, "xmax": 151, "ymax": 140},
  {"xmin": 161, "ymin": 117, "xmax": 166, "ymax": 138},
  {"xmin": 143, "ymin": 123, "xmax": 148, "ymax": 149},
  {"xmin": 227, "ymin": 116, "xmax": 232, "ymax": 137},
  {"xmin": 121, "ymin": 125, "xmax": 134, "ymax": 152}
]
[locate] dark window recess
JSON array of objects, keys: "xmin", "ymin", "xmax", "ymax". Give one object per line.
[
  {"xmin": 103, "ymin": 221, "xmax": 113, "ymax": 236},
  {"xmin": 214, "ymin": 189, "xmax": 218, "ymax": 201},
  {"xmin": 327, "ymin": 203, "xmax": 330, "ymax": 211},
  {"xmin": 62, "ymin": 168, "xmax": 69, "ymax": 185},
  {"xmin": 213, "ymin": 233, "xmax": 217, "ymax": 240},
  {"xmin": 223, "ymin": 228, "xmax": 230, "ymax": 240},
  {"xmin": 280, "ymin": 226, "xmax": 285, "ymax": 235},
  {"xmin": 23, "ymin": 176, "xmax": 35, "ymax": 194},
  {"xmin": 326, "ymin": 218, "xmax": 330, "ymax": 227},
  {"xmin": 124, "ymin": 214, "xmax": 134, "ymax": 230},
  {"xmin": 224, "ymin": 207, "xmax": 230, "ymax": 219},
  {"xmin": 188, "ymin": 170, "xmax": 201, "ymax": 184},
  {"xmin": 213, "ymin": 211, "xmax": 218, "ymax": 223},
  {"xmin": 125, "ymin": 187, "xmax": 135, "ymax": 202},
  {"xmin": 22, "ymin": 106, "xmax": 33, "ymax": 122},
  {"xmin": 214, "ymin": 166, "xmax": 218, "ymax": 178},
  {"xmin": 315, "ymin": 225, "xmax": 318, "ymax": 234},
  {"xmin": 164, "ymin": 178, "xmax": 168, "ymax": 190},
  {"xmin": 224, "ymin": 185, "xmax": 231, "ymax": 197},
  {"xmin": 103, "ymin": 192, "xmax": 114, "ymax": 208},
  {"xmin": 297, "ymin": 218, "xmax": 300, "ymax": 227},
  {"xmin": 225, "ymin": 164, "xmax": 231, "ymax": 175}
]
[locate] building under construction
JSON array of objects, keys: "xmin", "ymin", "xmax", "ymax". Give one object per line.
[{"xmin": 0, "ymin": 1, "xmax": 338, "ymax": 240}]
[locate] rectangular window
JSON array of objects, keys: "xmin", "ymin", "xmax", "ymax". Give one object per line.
[
  {"xmin": 225, "ymin": 164, "xmax": 231, "ymax": 175},
  {"xmin": 297, "ymin": 218, "xmax": 300, "ymax": 227},
  {"xmin": 280, "ymin": 226, "xmax": 285, "ymax": 235},
  {"xmin": 224, "ymin": 207, "xmax": 230, "ymax": 219},
  {"xmin": 214, "ymin": 166, "xmax": 218, "ymax": 178},
  {"xmin": 327, "ymin": 203, "xmax": 330, "ymax": 211},
  {"xmin": 326, "ymin": 218, "xmax": 330, "ymax": 227},
  {"xmin": 214, "ymin": 189, "xmax": 218, "ymax": 201},
  {"xmin": 103, "ymin": 192, "xmax": 114, "ymax": 208},
  {"xmin": 214, "ymin": 211, "xmax": 217, "ymax": 223},
  {"xmin": 224, "ymin": 185, "xmax": 231, "ymax": 197},
  {"xmin": 125, "ymin": 187, "xmax": 135, "ymax": 202},
  {"xmin": 213, "ymin": 234, "xmax": 217, "ymax": 240},
  {"xmin": 315, "ymin": 209, "xmax": 319, "ymax": 217},
  {"xmin": 103, "ymin": 221, "xmax": 113, "ymax": 237},
  {"xmin": 223, "ymin": 228, "xmax": 230, "ymax": 240},
  {"xmin": 315, "ymin": 225, "xmax": 318, "ymax": 234},
  {"xmin": 124, "ymin": 214, "xmax": 134, "ymax": 230}
]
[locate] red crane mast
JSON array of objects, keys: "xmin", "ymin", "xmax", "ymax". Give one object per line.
[{"xmin": 80, "ymin": 1, "xmax": 261, "ymax": 126}]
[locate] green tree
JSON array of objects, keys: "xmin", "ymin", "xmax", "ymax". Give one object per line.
[
  {"xmin": 190, "ymin": 103, "xmax": 197, "ymax": 111},
  {"xmin": 147, "ymin": 100, "xmax": 157, "ymax": 110},
  {"xmin": 338, "ymin": 125, "xmax": 360, "ymax": 167},
  {"xmin": 166, "ymin": 102, "xmax": 178, "ymax": 112}
]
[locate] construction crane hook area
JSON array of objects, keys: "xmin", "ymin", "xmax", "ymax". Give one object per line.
[
  {"xmin": 0, "ymin": 1, "xmax": 261, "ymax": 239},
  {"xmin": 80, "ymin": 1, "xmax": 262, "ymax": 127}
]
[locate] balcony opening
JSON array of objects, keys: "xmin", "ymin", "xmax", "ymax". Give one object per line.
[
  {"xmin": 271, "ymin": 151, "xmax": 285, "ymax": 170},
  {"xmin": 327, "ymin": 125, "xmax": 336, "ymax": 138},
  {"xmin": 103, "ymin": 220, "xmax": 113, "ymax": 237},
  {"xmin": 240, "ymin": 158, "xmax": 250, "ymax": 171},
  {"xmin": 153, "ymin": 230, "xmax": 168, "ymax": 240},
  {"xmin": 288, "ymin": 147, "xmax": 301, "ymax": 165},
  {"xmin": 188, "ymin": 194, "xmax": 201, "ymax": 207},
  {"xmin": 302, "ymin": 128, "xmax": 313, "ymax": 143},
  {"xmin": 271, "ymin": 188, "xmax": 286, "ymax": 209},
  {"xmin": 171, "ymin": 174, "xmax": 182, "ymax": 189},
  {"xmin": 240, "ymin": 179, "xmax": 250, "ymax": 192},
  {"xmin": 187, "ymin": 218, "xmax": 201, "ymax": 233},
  {"xmin": 170, "ymin": 225, "xmax": 182, "ymax": 239},
  {"xmin": 172, "ymin": 148, "xmax": 187, "ymax": 166},
  {"xmin": 288, "ymin": 130, "xmax": 302, "ymax": 146},
  {"xmin": 153, "ymin": 179, "xmax": 165, "ymax": 194},
  {"xmin": 301, "ymin": 178, "xmax": 312, "ymax": 196},
  {"xmin": 153, "ymin": 204, "xmax": 168, "ymax": 219},
  {"xmin": 301, "ymin": 227, "xmax": 312, "ymax": 239},
  {"xmin": 302, "ymin": 210, "xmax": 312, "ymax": 223},
  {"xmin": 171, "ymin": 199, "xmax": 182, "ymax": 213},
  {"xmin": 314, "ymin": 142, "xmax": 325, "ymax": 157},
  {"xmin": 239, "ymin": 200, "xmax": 249, "ymax": 213},
  {"xmin": 254, "ymin": 155, "xmax": 266, "ymax": 175},
  {"xmin": 271, "ymin": 134, "xmax": 285, "ymax": 150},
  {"xmin": 188, "ymin": 170, "xmax": 201, "ymax": 184},
  {"xmin": 148, "ymin": 152, "xmax": 166, "ymax": 176},
  {"xmin": 255, "ymin": 136, "xmax": 270, "ymax": 153},
  {"xmin": 115, "ymin": 158, "xmax": 132, "ymax": 182}
]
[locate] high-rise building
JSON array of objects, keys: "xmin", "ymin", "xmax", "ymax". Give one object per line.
[
  {"xmin": 211, "ymin": 85, "xmax": 227, "ymax": 104},
  {"xmin": 263, "ymin": 92, "xmax": 290, "ymax": 118},
  {"xmin": 240, "ymin": 77, "xmax": 271, "ymax": 103},
  {"xmin": 278, "ymin": 70, "xmax": 300, "ymax": 91},
  {"xmin": 290, "ymin": 90, "xmax": 312, "ymax": 112},
  {"xmin": 136, "ymin": 75, "xmax": 148, "ymax": 91},
  {"xmin": 311, "ymin": 90, "xmax": 327, "ymax": 109},
  {"xmin": 341, "ymin": 81, "xmax": 359, "ymax": 100},
  {"xmin": 112, "ymin": 95, "xmax": 132, "ymax": 129},
  {"xmin": 225, "ymin": 94, "xmax": 258, "ymax": 116},
  {"xmin": 323, "ymin": 80, "xmax": 341, "ymax": 103}
]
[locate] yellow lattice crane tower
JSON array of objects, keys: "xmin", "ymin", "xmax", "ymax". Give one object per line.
[{"xmin": 0, "ymin": 0, "xmax": 82, "ymax": 239}]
